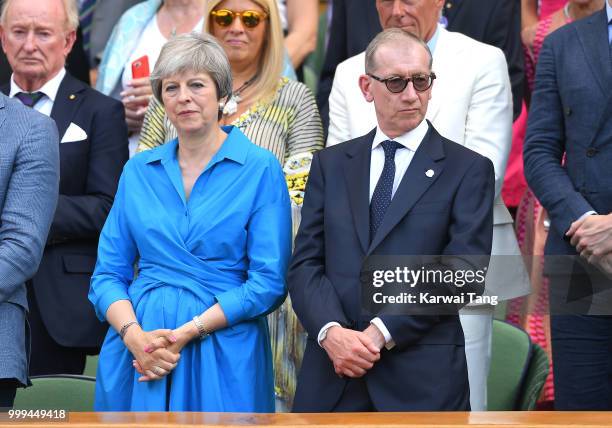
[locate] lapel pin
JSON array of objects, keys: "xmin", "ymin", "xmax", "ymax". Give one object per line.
[
  {"xmin": 69, "ymin": 94, "xmax": 76, "ymax": 100},
  {"xmin": 426, "ymin": 169, "xmax": 435, "ymax": 178}
]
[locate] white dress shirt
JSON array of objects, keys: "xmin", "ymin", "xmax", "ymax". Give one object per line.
[
  {"xmin": 318, "ymin": 119, "xmax": 430, "ymax": 350},
  {"xmin": 9, "ymin": 68, "xmax": 66, "ymax": 117}
]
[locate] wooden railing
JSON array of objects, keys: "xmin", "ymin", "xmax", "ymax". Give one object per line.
[{"xmin": 2, "ymin": 412, "xmax": 612, "ymax": 428}]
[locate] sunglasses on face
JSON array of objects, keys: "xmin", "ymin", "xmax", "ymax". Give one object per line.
[
  {"xmin": 210, "ymin": 9, "xmax": 268, "ymax": 28},
  {"xmin": 367, "ymin": 72, "xmax": 436, "ymax": 93}
]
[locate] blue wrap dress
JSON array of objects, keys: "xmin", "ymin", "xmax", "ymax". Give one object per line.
[{"xmin": 89, "ymin": 126, "xmax": 292, "ymax": 411}]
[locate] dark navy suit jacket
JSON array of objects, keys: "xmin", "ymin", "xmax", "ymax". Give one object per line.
[{"xmin": 288, "ymin": 123, "xmax": 494, "ymax": 411}]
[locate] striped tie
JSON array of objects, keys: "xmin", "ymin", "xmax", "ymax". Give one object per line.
[
  {"xmin": 79, "ymin": 0, "xmax": 97, "ymax": 57},
  {"xmin": 15, "ymin": 92, "xmax": 44, "ymax": 108}
]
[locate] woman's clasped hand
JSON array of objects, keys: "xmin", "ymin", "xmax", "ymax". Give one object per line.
[
  {"xmin": 127, "ymin": 319, "xmax": 206, "ymax": 382},
  {"xmin": 122, "ymin": 325, "xmax": 184, "ymax": 382}
]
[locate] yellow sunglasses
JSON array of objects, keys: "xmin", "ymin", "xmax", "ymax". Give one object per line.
[{"xmin": 210, "ymin": 9, "xmax": 268, "ymax": 28}]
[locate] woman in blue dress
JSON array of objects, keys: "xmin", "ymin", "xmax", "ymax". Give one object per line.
[{"xmin": 88, "ymin": 32, "xmax": 292, "ymax": 411}]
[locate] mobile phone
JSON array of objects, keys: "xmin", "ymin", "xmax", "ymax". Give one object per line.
[{"xmin": 131, "ymin": 55, "xmax": 150, "ymax": 79}]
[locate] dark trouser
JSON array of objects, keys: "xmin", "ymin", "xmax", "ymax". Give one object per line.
[
  {"xmin": 26, "ymin": 283, "xmax": 90, "ymax": 376},
  {"xmin": 0, "ymin": 379, "xmax": 19, "ymax": 409},
  {"xmin": 551, "ymin": 314, "xmax": 612, "ymax": 410},
  {"xmin": 332, "ymin": 378, "xmax": 374, "ymax": 412}
]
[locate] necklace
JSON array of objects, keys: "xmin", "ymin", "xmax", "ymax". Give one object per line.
[{"xmin": 221, "ymin": 75, "xmax": 257, "ymax": 116}]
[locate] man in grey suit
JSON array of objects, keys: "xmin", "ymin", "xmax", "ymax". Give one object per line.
[{"xmin": 0, "ymin": 93, "xmax": 59, "ymax": 408}]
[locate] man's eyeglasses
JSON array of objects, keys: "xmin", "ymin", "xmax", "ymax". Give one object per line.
[
  {"xmin": 367, "ymin": 73, "xmax": 436, "ymax": 93},
  {"xmin": 210, "ymin": 9, "xmax": 268, "ymax": 29}
]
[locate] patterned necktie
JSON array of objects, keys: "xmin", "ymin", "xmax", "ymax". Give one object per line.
[
  {"xmin": 370, "ymin": 140, "xmax": 403, "ymax": 241},
  {"xmin": 15, "ymin": 92, "xmax": 44, "ymax": 108},
  {"xmin": 79, "ymin": 0, "xmax": 97, "ymax": 57}
]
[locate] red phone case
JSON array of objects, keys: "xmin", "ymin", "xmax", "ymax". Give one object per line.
[{"xmin": 131, "ymin": 55, "xmax": 150, "ymax": 79}]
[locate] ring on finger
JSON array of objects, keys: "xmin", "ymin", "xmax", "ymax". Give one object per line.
[{"xmin": 153, "ymin": 366, "xmax": 165, "ymax": 376}]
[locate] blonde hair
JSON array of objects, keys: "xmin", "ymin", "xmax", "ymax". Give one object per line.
[
  {"xmin": 1, "ymin": 0, "xmax": 79, "ymax": 31},
  {"xmin": 204, "ymin": 0, "xmax": 284, "ymax": 103}
]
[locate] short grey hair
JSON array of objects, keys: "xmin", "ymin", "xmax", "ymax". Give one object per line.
[
  {"xmin": 150, "ymin": 32, "xmax": 233, "ymax": 105},
  {"xmin": 1, "ymin": 0, "xmax": 79, "ymax": 31},
  {"xmin": 365, "ymin": 28, "xmax": 433, "ymax": 74}
]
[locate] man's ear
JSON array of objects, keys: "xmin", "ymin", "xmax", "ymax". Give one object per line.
[
  {"xmin": 0, "ymin": 26, "xmax": 6, "ymax": 54},
  {"xmin": 359, "ymin": 74, "xmax": 374, "ymax": 103},
  {"xmin": 63, "ymin": 29, "xmax": 77, "ymax": 58}
]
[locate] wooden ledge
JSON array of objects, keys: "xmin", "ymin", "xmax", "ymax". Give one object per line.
[{"xmin": 2, "ymin": 411, "xmax": 612, "ymax": 428}]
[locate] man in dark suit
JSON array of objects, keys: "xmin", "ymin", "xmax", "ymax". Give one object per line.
[
  {"xmin": 524, "ymin": 1, "xmax": 612, "ymax": 410},
  {"xmin": 289, "ymin": 28, "xmax": 494, "ymax": 412},
  {"xmin": 0, "ymin": 0, "xmax": 129, "ymax": 375},
  {"xmin": 316, "ymin": 0, "xmax": 523, "ymax": 133}
]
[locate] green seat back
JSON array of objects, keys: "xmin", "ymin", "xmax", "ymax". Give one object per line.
[
  {"xmin": 487, "ymin": 320, "xmax": 531, "ymax": 410},
  {"xmin": 83, "ymin": 354, "xmax": 98, "ymax": 378},
  {"xmin": 517, "ymin": 343, "xmax": 549, "ymax": 410},
  {"xmin": 13, "ymin": 375, "xmax": 96, "ymax": 411}
]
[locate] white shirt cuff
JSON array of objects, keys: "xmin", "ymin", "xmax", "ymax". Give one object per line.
[
  {"xmin": 317, "ymin": 321, "xmax": 341, "ymax": 347},
  {"xmin": 577, "ymin": 211, "xmax": 597, "ymax": 222},
  {"xmin": 370, "ymin": 317, "xmax": 395, "ymax": 350}
]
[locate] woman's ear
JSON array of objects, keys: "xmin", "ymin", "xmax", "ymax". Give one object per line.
[{"xmin": 218, "ymin": 96, "xmax": 228, "ymax": 120}]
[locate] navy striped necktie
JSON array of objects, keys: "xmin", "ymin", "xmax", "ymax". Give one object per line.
[{"xmin": 370, "ymin": 140, "xmax": 403, "ymax": 242}]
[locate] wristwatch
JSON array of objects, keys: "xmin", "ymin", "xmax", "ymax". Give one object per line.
[{"xmin": 192, "ymin": 315, "xmax": 210, "ymax": 340}]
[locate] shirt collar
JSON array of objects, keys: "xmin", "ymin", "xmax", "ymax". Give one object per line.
[
  {"xmin": 9, "ymin": 68, "xmax": 66, "ymax": 102},
  {"xmin": 427, "ymin": 25, "xmax": 441, "ymax": 54},
  {"xmin": 146, "ymin": 125, "xmax": 249, "ymax": 166},
  {"xmin": 372, "ymin": 119, "xmax": 429, "ymax": 153},
  {"xmin": 607, "ymin": 0, "xmax": 612, "ymax": 24}
]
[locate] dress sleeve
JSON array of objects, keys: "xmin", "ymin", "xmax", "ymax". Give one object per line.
[
  {"xmin": 283, "ymin": 82, "xmax": 324, "ymax": 228},
  {"xmin": 215, "ymin": 157, "xmax": 292, "ymax": 326},
  {"xmin": 285, "ymin": 82, "xmax": 324, "ymax": 160},
  {"xmin": 137, "ymin": 97, "xmax": 168, "ymax": 153},
  {"xmin": 88, "ymin": 167, "xmax": 138, "ymax": 321}
]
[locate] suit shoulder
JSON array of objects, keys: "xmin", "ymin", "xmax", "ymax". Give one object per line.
[
  {"xmin": 1, "ymin": 95, "xmax": 57, "ymax": 134},
  {"xmin": 80, "ymin": 85, "xmax": 124, "ymax": 110},
  {"xmin": 336, "ymin": 51, "xmax": 365, "ymax": 76},
  {"xmin": 438, "ymin": 132, "xmax": 492, "ymax": 168},
  {"xmin": 443, "ymin": 29, "xmax": 505, "ymax": 60},
  {"xmin": 545, "ymin": 16, "xmax": 583, "ymax": 44},
  {"xmin": 316, "ymin": 132, "xmax": 370, "ymax": 162}
]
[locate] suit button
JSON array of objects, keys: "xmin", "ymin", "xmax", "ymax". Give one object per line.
[
  {"xmin": 565, "ymin": 107, "xmax": 572, "ymax": 116},
  {"xmin": 586, "ymin": 148, "xmax": 598, "ymax": 157}
]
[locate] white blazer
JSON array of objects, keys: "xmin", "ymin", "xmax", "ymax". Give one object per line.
[{"xmin": 327, "ymin": 27, "xmax": 529, "ymax": 301}]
